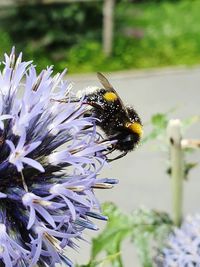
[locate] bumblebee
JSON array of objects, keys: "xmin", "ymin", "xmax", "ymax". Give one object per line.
[{"xmin": 81, "ymin": 72, "xmax": 143, "ymax": 161}]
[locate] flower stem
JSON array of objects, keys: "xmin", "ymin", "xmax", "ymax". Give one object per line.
[{"xmin": 168, "ymin": 119, "xmax": 184, "ymax": 226}]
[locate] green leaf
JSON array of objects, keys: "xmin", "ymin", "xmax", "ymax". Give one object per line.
[
  {"xmin": 142, "ymin": 112, "xmax": 171, "ymax": 144},
  {"xmin": 133, "ymin": 234, "xmax": 153, "ymax": 267},
  {"xmin": 91, "ymin": 202, "xmax": 133, "ymax": 266},
  {"xmin": 89, "ymin": 204, "xmax": 173, "ymax": 267},
  {"xmin": 151, "ymin": 113, "xmax": 168, "ymax": 129},
  {"xmin": 76, "ymin": 253, "xmax": 122, "ymax": 267}
]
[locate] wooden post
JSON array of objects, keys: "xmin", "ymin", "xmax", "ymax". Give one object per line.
[
  {"xmin": 168, "ymin": 119, "xmax": 184, "ymax": 226},
  {"xmin": 103, "ymin": 0, "xmax": 115, "ymax": 56}
]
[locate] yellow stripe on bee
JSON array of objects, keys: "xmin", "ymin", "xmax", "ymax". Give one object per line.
[
  {"xmin": 126, "ymin": 122, "xmax": 143, "ymax": 137},
  {"xmin": 103, "ymin": 92, "xmax": 118, "ymax": 102}
]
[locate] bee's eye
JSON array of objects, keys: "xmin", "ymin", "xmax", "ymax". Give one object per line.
[{"xmin": 122, "ymin": 135, "xmax": 133, "ymax": 143}]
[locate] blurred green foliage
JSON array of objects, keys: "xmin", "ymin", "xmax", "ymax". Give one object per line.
[
  {"xmin": 143, "ymin": 111, "xmax": 200, "ymax": 148},
  {"xmin": 1, "ymin": 0, "xmax": 200, "ymax": 72},
  {"xmin": 0, "ymin": 2, "xmax": 102, "ymax": 72},
  {"xmin": 143, "ymin": 111, "xmax": 200, "ymax": 179},
  {"xmin": 77, "ymin": 203, "xmax": 173, "ymax": 267}
]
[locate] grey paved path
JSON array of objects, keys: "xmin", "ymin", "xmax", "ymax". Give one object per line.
[{"xmin": 66, "ymin": 67, "xmax": 200, "ymax": 267}]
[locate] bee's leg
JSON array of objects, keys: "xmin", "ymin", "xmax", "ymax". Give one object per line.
[
  {"xmin": 50, "ymin": 97, "xmax": 80, "ymax": 103},
  {"xmin": 107, "ymin": 151, "xmax": 128, "ymax": 162},
  {"xmin": 104, "ymin": 146, "xmax": 115, "ymax": 156},
  {"xmin": 51, "ymin": 98, "xmax": 104, "ymax": 111}
]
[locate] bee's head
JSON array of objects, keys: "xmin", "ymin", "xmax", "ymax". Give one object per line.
[{"xmin": 114, "ymin": 130, "xmax": 141, "ymax": 152}]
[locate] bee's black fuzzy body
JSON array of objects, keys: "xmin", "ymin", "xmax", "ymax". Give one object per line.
[
  {"xmin": 83, "ymin": 73, "xmax": 143, "ymax": 159},
  {"xmin": 85, "ymin": 89, "xmax": 141, "ymax": 152}
]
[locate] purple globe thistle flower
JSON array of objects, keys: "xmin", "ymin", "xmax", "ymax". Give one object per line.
[
  {"xmin": 157, "ymin": 214, "xmax": 200, "ymax": 267},
  {"xmin": 0, "ymin": 48, "xmax": 117, "ymax": 267}
]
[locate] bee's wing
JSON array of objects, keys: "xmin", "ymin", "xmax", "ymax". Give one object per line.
[
  {"xmin": 97, "ymin": 72, "xmax": 130, "ymax": 117},
  {"xmin": 97, "ymin": 72, "xmax": 114, "ymax": 91}
]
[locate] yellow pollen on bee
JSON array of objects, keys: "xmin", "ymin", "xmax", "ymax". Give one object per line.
[
  {"xmin": 126, "ymin": 122, "xmax": 143, "ymax": 136},
  {"xmin": 103, "ymin": 92, "xmax": 118, "ymax": 102}
]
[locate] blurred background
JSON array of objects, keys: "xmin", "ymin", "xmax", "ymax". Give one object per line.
[
  {"xmin": 1, "ymin": 0, "xmax": 200, "ymax": 73},
  {"xmin": 0, "ymin": 0, "xmax": 200, "ymax": 266}
]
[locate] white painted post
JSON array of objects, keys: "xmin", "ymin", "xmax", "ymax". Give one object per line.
[{"xmin": 168, "ymin": 119, "xmax": 184, "ymax": 226}]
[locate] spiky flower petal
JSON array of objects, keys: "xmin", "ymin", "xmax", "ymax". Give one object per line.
[{"xmin": 0, "ymin": 48, "xmax": 117, "ymax": 266}]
